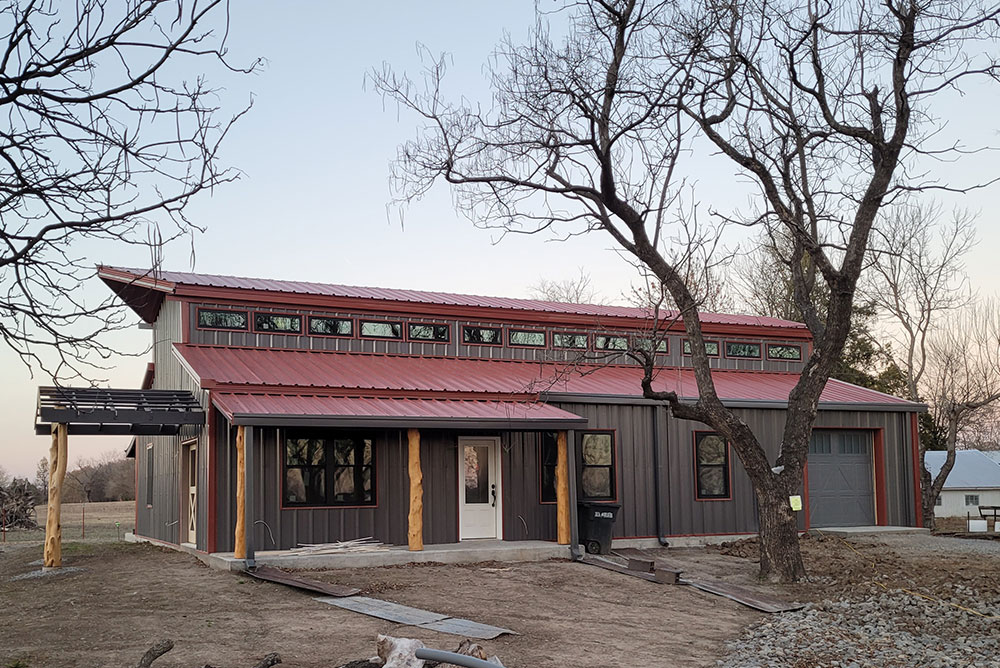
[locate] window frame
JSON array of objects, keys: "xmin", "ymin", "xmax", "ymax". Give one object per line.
[
  {"xmin": 252, "ymin": 312, "xmax": 303, "ymax": 335},
  {"xmin": 593, "ymin": 335, "xmax": 629, "ymax": 352},
  {"xmin": 507, "ymin": 328, "xmax": 547, "ymax": 348},
  {"xmin": 462, "ymin": 325, "xmax": 504, "ymax": 346},
  {"xmin": 766, "ymin": 343, "xmax": 803, "ymax": 361},
  {"xmin": 538, "ymin": 432, "xmax": 558, "ymax": 504},
  {"xmin": 308, "ymin": 316, "xmax": 355, "ymax": 338},
  {"xmin": 281, "ymin": 429, "xmax": 378, "ymax": 508},
  {"xmin": 631, "ymin": 335, "xmax": 669, "ymax": 354},
  {"xmin": 196, "ymin": 307, "xmax": 249, "ymax": 331},
  {"xmin": 965, "ymin": 494, "xmax": 980, "ymax": 507},
  {"xmin": 407, "ymin": 322, "xmax": 451, "ymax": 343},
  {"xmin": 359, "ymin": 320, "xmax": 403, "ymax": 340},
  {"xmin": 724, "ymin": 341, "xmax": 763, "ymax": 360},
  {"xmin": 552, "ymin": 332, "xmax": 589, "ymax": 349},
  {"xmin": 577, "ymin": 430, "xmax": 618, "ymax": 502},
  {"xmin": 682, "ymin": 339, "xmax": 720, "ymax": 357},
  {"xmin": 693, "ymin": 431, "xmax": 732, "ymax": 501}
]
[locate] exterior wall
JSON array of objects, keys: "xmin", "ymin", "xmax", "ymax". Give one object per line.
[
  {"xmin": 186, "ymin": 300, "xmax": 807, "ymax": 373},
  {"xmin": 935, "ymin": 489, "xmax": 1000, "ymax": 518},
  {"xmin": 500, "ymin": 431, "xmax": 557, "ymax": 541},
  {"xmin": 214, "ymin": 424, "xmax": 460, "ymax": 551}
]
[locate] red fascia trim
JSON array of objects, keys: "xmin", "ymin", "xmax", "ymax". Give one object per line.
[
  {"xmin": 168, "ymin": 283, "xmax": 812, "ymax": 339},
  {"xmin": 873, "ymin": 428, "xmax": 888, "ymax": 526},
  {"xmin": 910, "ymin": 412, "xmax": 923, "ymax": 527},
  {"xmin": 207, "ymin": 405, "xmax": 218, "ymax": 553},
  {"xmin": 210, "ymin": 386, "xmax": 540, "ymax": 403},
  {"xmin": 692, "ymin": 431, "xmax": 734, "ymax": 502},
  {"xmin": 98, "ymin": 266, "xmax": 176, "ymax": 293}
]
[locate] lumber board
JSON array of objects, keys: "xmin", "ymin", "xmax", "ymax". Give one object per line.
[
  {"xmin": 679, "ymin": 577, "xmax": 804, "ymax": 613},
  {"xmin": 248, "ymin": 566, "xmax": 360, "ymax": 597}
]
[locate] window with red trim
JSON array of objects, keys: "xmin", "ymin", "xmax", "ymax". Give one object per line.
[
  {"xmin": 579, "ymin": 431, "xmax": 616, "ymax": 501},
  {"xmin": 695, "ymin": 432, "xmax": 730, "ymax": 499}
]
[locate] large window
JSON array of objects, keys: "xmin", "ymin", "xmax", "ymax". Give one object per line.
[
  {"xmin": 284, "ymin": 431, "xmax": 375, "ymax": 506},
  {"xmin": 310, "ymin": 316, "xmax": 353, "ymax": 337},
  {"xmin": 359, "ymin": 320, "xmax": 402, "ymax": 339},
  {"xmin": 463, "ymin": 326, "xmax": 502, "ymax": 345},
  {"xmin": 254, "ymin": 312, "xmax": 301, "ymax": 333},
  {"xmin": 408, "ymin": 323, "xmax": 450, "ymax": 342},
  {"xmin": 539, "ymin": 432, "xmax": 558, "ymax": 503},
  {"xmin": 197, "ymin": 308, "xmax": 248, "ymax": 330},
  {"xmin": 579, "ymin": 431, "xmax": 616, "ymax": 501},
  {"xmin": 694, "ymin": 432, "xmax": 730, "ymax": 500}
]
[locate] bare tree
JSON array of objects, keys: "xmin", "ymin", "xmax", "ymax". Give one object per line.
[
  {"xmin": 917, "ymin": 301, "xmax": 1000, "ymax": 527},
  {"xmin": 33, "ymin": 457, "xmax": 49, "ymax": 503},
  {"xmin": 0, "ymin": 0, "xmax": 259, "ymax": 380},
  {"xmin": 375, "ymin": 1, "xmax": 1000, "ymax": 581},
  {"xmin": 0, "ymin": 464, "xmax": 10, "ymax": 488},
  {"xmin": 529, "ymin": 268, "xmax": 605, "ymax": 304}
]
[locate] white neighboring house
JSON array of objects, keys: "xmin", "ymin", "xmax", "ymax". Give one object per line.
[{"xmin": 924, "ymin": 450, "xmax": 1000, "ymax": 518}]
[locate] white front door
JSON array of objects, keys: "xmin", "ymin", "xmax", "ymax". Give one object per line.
[
  {"xmin": 185, "ymin": 442, "xmax": 197, "ymax": 544},
  {"xmin": 458, "ymin": 437, "xmax": 501, "ymax": 540}
]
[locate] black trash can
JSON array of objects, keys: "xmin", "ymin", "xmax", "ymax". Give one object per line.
[{"xmin": 577, "ymin": 502, "xmax": 621, "ymax": 554}]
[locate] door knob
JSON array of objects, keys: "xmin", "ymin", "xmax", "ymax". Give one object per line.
[{"xmin": 491, "ymin": 483, "xmax": 497, "ymax": 507}]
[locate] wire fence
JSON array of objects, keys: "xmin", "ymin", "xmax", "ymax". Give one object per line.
[{"xmin": 1, "ymin": 501, "xmax": 134, "ymax": 544}]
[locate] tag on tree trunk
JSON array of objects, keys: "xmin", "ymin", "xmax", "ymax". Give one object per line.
[{"xmin": 789, "ymin": 495, "xmax": 803, "ymax": 511}]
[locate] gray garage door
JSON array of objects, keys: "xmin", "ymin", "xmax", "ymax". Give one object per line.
[{"xmin": 807, "ymin": 431, "xmax": 875, "ymax": 527}]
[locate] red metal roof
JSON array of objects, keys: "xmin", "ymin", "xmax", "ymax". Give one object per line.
[
  {"xmin": 175, "ymin": 344, "xmax": 914, "ymax": 407},
  {"xmin": 100, "ymin": 265, "xmax": 807, "ymax": 331},
  {"xmin": 213, "ymin": 393, "xmax": 588, "ymax": 426}
]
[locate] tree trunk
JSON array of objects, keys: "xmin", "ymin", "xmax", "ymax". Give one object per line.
[{"xmin": 755, "ymin": 484, "xmax": 806, "ymax": 583}]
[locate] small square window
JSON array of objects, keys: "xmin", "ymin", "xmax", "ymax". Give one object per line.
[
  {"xmin": 408, "ymin": 323, "xmax": 449, "ymax": 342},
  {"xmin": 725, "ymin": 341, "xmax": 762, "ymax": 359},
  {"xmin": 965, "ymin": 494, "xmax": 980, "ymax": 507},
  {"xmin": 254, "ymin": 313, "xmax": 301, "ymax": 334},
  {"xmin": 360, "ymin": 321, "xmax": 402, "ymax": 339},
  {"xmin": 197, "ymin": 308, "xmax": 248, "ymax": 330},
  {"xmin": 553, "ymin": 333, "xmax": 588, "ymax": 349},
  {"xmin": 509, "ymin": 329, "xmax": 546, "ymax": 347},
  {"xmin": 682, "ymin": 340, "xmax": 720, "ymax": 356},
  {"xmin": 767, "ymin": 344, "xmax": 802, "ymax": 361},
  {"xmin": 310, "ymin": 317, "xmax": 353, "ymax": 337},
  {"xmin": 463, "ymin": 326, "xmax": 502, "ymax": 345}
]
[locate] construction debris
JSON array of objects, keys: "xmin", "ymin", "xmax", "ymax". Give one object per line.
[
  {"xmin": 316, "ymin": 596, "xmax": 516, "ymax": 639},
  {"xmin": 288, "ymin": 537, "xmax": 388, "ymax": 555},
  {"xmin": 0, "ymin": 480, "xmax": 38, "ymax": 530},
  {"xmin": 248, "ymin": 565, "xmax": 360, "ymax": 597},
  {"xmin": 334, "ymin": 635, "xmax": 504, "ymax": 668}
]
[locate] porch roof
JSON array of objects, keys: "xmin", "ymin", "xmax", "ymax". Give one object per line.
[
  {"xmin": 175, "ymin": 344, "xmax": 920, "ymax": 411},
  {"xmin": 35, "ymin": 386, "xmax": 205, "ymax": 436},
  {"xmin": 212, "ymin": 392, "xmax": 588, "ymax": 430}
]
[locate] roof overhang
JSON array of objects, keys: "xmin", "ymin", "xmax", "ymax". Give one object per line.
[
  {"xmin": 98, "ymin": 266, "xmax": 176, "ymax": 323},
  {"xmin": 212, "ymin": 393, "xmax": 588, "ymax": 431}
]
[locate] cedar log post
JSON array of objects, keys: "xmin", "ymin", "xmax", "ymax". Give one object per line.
[
  {"xmin": 234, "ymin": 425, "xmax": 246, "ymax": 559},
  {"xmin": 407, "ymin": 428, "xmax": 423, "ymax": 551},
  {"xmin": 43, "ymin": 423, "xmax": 68, "ymax": 568},
  {"xmin": 556, "ymin": 430, "xmax": 571, "ymax": 545}
]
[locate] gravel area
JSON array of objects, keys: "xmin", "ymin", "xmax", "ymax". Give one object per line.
[{"xmin": 716, "ymin": 532, "xmax": 1000, "ymax": 668}]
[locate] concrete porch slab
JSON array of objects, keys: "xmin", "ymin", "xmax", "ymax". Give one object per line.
[
  {"xmin": 205, "ymin": 539, "xmax": 573, "ymax": 571},
  {"xmin": 811, "ymin": 526, "xmax": 930, "ymax": 535}
]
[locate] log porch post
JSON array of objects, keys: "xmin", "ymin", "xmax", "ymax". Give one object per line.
[
  {"xmin": 556, "ymin": 430, "xmax": 571, "ymax": 545},
  {"xmin": 407, "ymin": 428, "xmax": 423, "ymax": 551},
  {"xmin": 234, "ymin": 425, "xmax": 246, "ymax": 559},
  {"xmin": 244, "ymin": 426, "xmax": 255, "ymax": 564},
  {"xmin": 43, "ymin": 423, "xmax": 68, "ymax": 568}
]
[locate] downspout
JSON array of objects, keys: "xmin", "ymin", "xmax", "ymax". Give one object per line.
[{"xmin": 652, "ymin": 406, "xmax": 670, "ymax": 547}]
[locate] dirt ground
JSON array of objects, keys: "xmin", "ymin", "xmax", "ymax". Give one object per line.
[
  {"xmin": 3, "ymin": 526, "xmax": 998, "ymax": 668},
  {"xmin": 0, "ymin": 541, "xmax": 759, "ymax": 668}
]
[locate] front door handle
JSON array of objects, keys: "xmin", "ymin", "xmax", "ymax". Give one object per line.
[{"xmin": 491, "ymin": 483, "xmax": 497, "ymax": 507}]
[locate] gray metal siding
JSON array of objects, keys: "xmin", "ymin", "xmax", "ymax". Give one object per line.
[
  {"xmin": 187, "ymin": 301, "xmax": 806, "ymax": 373},
  {"xmin": 214, "ymin": 425, "xmax": 459, "ymax": 551},
  {"xmin": 500, "ymin": 432, "xmax": 557, "ymax": 541}
]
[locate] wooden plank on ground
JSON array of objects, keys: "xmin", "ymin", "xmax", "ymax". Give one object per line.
[
  {"xmin": 612, "ymin": 547, "xmax": 684, "ymax": 576},
  {"xmin": 248, "ymin": 566, "xmax": 361, "ymax": 597},
  {"xmin": 679, "ymin": 577, "xmax": 804, "ymax": 613},
  {"xmin": 579, "ymin": 554, "xmax": 659, "ymax": 583}
]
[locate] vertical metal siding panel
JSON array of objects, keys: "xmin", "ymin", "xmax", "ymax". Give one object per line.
[
  {"xmin": 422, "ymin": 430, "xmax": 458, "ymax": 544},
  {"xmin": 500, "ymin": 431, "xmax": 556, "ymax": 541}
]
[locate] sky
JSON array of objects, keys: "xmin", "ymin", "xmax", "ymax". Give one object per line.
[{"xmin": 1, "ymin": 1, "xmax": 998, "ymax": 478}]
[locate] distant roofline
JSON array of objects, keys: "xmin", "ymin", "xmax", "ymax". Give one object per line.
[{"xmin": 98, "ymin": 265, "xmax": 811, "ymax": 337}]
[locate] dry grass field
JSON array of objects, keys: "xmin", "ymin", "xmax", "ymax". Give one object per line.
[{"xmin": 2, "ymin": 500, "xmax": 134, "ymax": 543}]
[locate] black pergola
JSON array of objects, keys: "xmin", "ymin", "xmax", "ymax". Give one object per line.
[{"xmin": 35, "ymin": 386, "xmax": 205, "ymax": 435}]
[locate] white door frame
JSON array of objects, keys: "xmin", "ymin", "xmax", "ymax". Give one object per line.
[
  {"xmin": 457, "ymin": 436, "xmax": 503, "ymax": 540},
  {"xmin": 182, "ymin": 439, "xmax": 198, "ymax": 545}
]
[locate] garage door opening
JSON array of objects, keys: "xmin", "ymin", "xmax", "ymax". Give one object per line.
[{"xmin": 807, "ymin": 431, "xmax": 876, "ymax": 527}]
